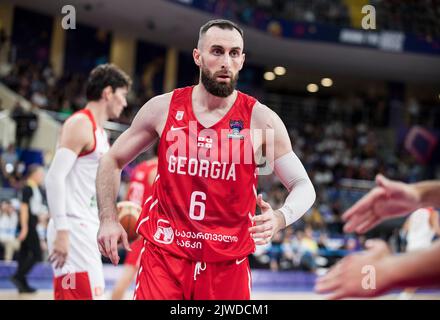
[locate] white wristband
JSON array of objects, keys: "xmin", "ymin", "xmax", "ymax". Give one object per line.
[{"xmin": 278, "ymin": 204, "xmax": 305, "ymax": 227}]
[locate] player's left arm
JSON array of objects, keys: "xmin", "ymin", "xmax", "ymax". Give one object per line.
[{"xmin": 250, "ymin": 103, "xmax": 316, "ymax": 245}]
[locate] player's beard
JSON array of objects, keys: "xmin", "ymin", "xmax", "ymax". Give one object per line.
[{"xmin": 200, "ymin": 67, "xmax": 238, "ymax": 98}]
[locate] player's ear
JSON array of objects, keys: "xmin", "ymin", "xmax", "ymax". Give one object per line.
[
  {"xmin": 102, "ymin": 86, "xmax": 113, "ymax": 101},
  {"xmin": 193, "ymin": 48, "xmax": 201, "ymax": 67},
  {"xmin": 239, "ymin": 52, "xmax": 246, "ymax": 71}
]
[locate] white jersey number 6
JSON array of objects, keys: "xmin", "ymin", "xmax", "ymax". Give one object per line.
[{"xmin": 189, "ymin": 191, "xmax": 206, "ymax": 221}]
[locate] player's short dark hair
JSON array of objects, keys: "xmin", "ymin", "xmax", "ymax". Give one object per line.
[
  {"xmin": 86, "ymin": 64, "xmax": 132, "ymax": 101},
  {"xmin": 199, "ymin": 19, "xmax": 244, "ymax": 42}
]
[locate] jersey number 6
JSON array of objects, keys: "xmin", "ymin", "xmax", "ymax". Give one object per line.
[{"xmin": 189, "ymin": 191, "xmax": 206, "ymax": 221}]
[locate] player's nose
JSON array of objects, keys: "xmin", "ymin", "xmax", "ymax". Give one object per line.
[{"xmin": 221, "ymin": 55, "xmax": 232, "ymax": 69}]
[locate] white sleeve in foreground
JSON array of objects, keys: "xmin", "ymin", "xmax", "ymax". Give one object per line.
[
  {"xmin": 45, "ymin": 148, "xmax": 78, "ymax": 231},
  {"xmin": 273, "ymin": 151, "xmax": 316, "ymax": 226}
]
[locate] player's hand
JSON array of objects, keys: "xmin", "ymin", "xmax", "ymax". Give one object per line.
[
  {"xmin": 49, "ymin": 230, "xmax": 69, "ymax": 269},
  {"xmin": 342, "ymin": 174, "xmax": 420, "ymax": 234},
  {"xmin": 314, "ymin": 239, "xmax": 392, "ymax": 299},
  {"xmin": 97, "ymin": 218, "xmax": 131, "ymax": 266},
  {"xmin": 18, "ymin": 228, "xmax": 28, "ymax": 242},
  {"xmin": 249, "ymin": 194, "xmax": 284, "ymax": 245}
]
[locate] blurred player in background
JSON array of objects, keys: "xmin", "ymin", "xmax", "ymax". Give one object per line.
[
  {"xmin": 399, "ymin": 207, "xmax": 440, "ymax": 299},
  {"xmin": 45, "ymin": 64, "xmax": 131, "ymax": 300},
  {"xmin": 403, "ymin": 207, "xmax": 440, "ymax": 252},
  {"xmin": 97, "ymin": 19, "xmax": 316, "ymax": 300},
  {"xmin": 10, "ymin": 164, "xmax": 46, "ymax": 294},
  {"xmin": 315, "ymin": 175, "xmax": 440, "ymax": 299},
  {"xmin": 111, "ymin": 145, "xmax": 157, "ymax": 300}
]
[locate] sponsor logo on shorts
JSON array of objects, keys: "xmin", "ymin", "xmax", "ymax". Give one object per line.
[{"xmin": 153, "ymin": 219, "xmax": 174, "ymax": 244}]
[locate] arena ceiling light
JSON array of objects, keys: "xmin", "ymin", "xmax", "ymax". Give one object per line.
[
  {"xmin": 264, "ymin": 71, "xmax": 276, "ymax": 81},
  {"xmin": 321, "ymin": 78, "xmax": 333, "ymax": 87},
  {"xmin": 273, "ymin": 66, "xmax": 286, "ymax": 76},
  {"xmin": 307, "ymin": 83, "xmax": 319, "ymax": 93}
]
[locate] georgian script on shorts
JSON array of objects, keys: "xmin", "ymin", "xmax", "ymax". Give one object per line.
[{"xmin": 175, "ymin": 229, "xmax": 239, "ymax": 250}]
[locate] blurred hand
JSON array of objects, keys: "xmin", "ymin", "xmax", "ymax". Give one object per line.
[
  {"xmin": 49, "ymin": 230, "xmax": 69, "ymax": 269},
  {"xmin": 97, "ymin": 218, "xmax": 131, "ymax": 266},
  {"xmin": 249, "ymin": 194, "xmax": 285, "ymax": 245},
  {"xmin": 343, "ymin": 174, "xmax": 420, "ymax": 234},
  {"xmin": 315, "ymin": 239, "xmax": 392, "ymax": 299},
  {"xmin": 18, "ymin": 228, "xmax": 28, "ymax": 242}
]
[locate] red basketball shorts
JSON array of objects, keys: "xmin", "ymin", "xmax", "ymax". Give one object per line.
[
  {"xmin": 124, "ymin": 237, "xmax": 144, "ymax": 267},
  {"xmin": 133, "ymin": 241, "xmax": 252, "ymax": 300}
]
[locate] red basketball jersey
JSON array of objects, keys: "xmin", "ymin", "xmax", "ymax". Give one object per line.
[
  {"xmin": 136, "ymin": 86, "xmax": 258, "ymax": 262},
  {"xmin": 126, "ymin": 159, "xmax": 158, "ymax": 207}
]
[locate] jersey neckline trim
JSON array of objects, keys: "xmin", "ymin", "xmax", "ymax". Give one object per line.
[{"xmin": 187, "ymin": 85, "xmax": 241, "ymax": 130}]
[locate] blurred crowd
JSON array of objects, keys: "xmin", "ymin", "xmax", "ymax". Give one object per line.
[
  {"xmin": 201, "ymin": 0, "xmax": 440, "ymax": 38},
  {"xmin": 208, "ymin": 0, "xmax": 350, "ymax": 28},
  {"xmin": 250, "ymin": 224, "xmax": 367, "ymax": 273},
  {"xmin": 0, "ymin": 144, "xmax": 28, "ymax": 191},
  {"xmin": 373, "ymin": 0, "xmax": 440, "ymax": 39},
  {"xmin": 0, "ymin": 60, "xmax": 139, "ymax": 125}
]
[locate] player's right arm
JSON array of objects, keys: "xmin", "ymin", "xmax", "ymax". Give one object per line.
[
  {"xmin": 45, "ymin": 114, "xmax": 93, "ymax": 268},
  {"xmin": 97, "ymin": 93, "xmax": 170, "ymax": 265}
]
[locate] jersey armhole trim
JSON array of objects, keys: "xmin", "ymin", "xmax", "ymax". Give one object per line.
[
  {"xmin": 78, "ymin": 109, "xmax": 97, "ymax": 157},
  {"xmin": 156, "ymin": 89, "xmax": 182, "ymax": 161}
]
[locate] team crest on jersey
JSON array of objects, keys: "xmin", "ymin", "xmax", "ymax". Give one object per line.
[
  {"xmin": 176, "ymin": 111, "xmax": 184, "ymax": 121},
  {"xmin": 228, "ymin": 119, "xmax": 244, "ymax": 140},
  {"xmin": 153, "ymin": 219, "xmax": 174, "ymax": 244}
]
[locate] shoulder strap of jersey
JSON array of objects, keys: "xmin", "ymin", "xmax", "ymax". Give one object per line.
[
  {"xmin": 163, "ymin": 86, "xmax": 193, "ymax": 130},
  {"xmin": 76, "ymin": 109, "xmax": 97, "ymax": 157},
  {"xmin": 238, "ymin": 91, "xmax": 257, "ymax": 112},
  {"xmin": 78, "ymin": 109, "xmax": 97, "ymax": 131},
  {"xmin": 171, "ymin": 86, "xmax": 192, "ymax": 112}
]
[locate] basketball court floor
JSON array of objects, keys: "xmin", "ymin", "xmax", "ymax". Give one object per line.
[{"xmin": 1, "ymin": 262, "xmax": 439, "ymax": 300}]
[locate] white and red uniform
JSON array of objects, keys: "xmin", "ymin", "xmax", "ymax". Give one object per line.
[
  {"xmin": 406, "ymin": 207, "xmax": 436, "ymax": 251},
  {"xmin": 47, "ymin": 109, "xmax": 109, "ymax": 300},
  {"xmin": 124, "ymin": 159, "xmax": 157, "ymax": 267},
  {"xmin": 134, "ymin": 86, "xmax": 258, "ymax": 299}
]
